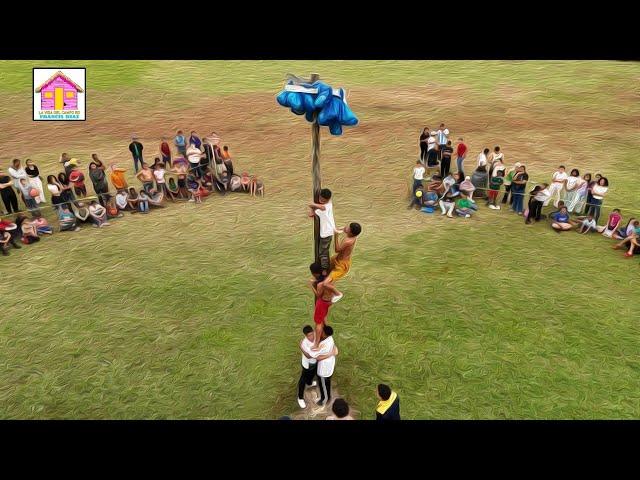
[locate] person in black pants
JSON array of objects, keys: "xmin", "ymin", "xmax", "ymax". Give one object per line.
[
  {"xmin": 419, "ymin": 128, "xmax": 429, "ymax": 164},
  {"xmin": 128, "ymin": 136, "xmax": 144, "ymax": 173},
  {"xmin": 297, "ymin": 325, "xmax": 318, "ymax": 408},
  {"xmin": 525, "ymin": 184, "xmax": 549, "ymax": 224},
  {"xmin": 0, "ymin": 169, "xmax": 19, "ymax": 214},
  {"xmin": 440, "ymin": 140, "xmax": 453, "ymax": 178}
]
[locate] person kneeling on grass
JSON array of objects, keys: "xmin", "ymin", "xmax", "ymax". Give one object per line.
[
  {"xmin": 455, "ymin": 192, "xmax": 476, "ymax": 218},
  {"xmin": 551, "ymin": 206, "xmax": 574, "ymax": 232},
  {"xmin": 88, "ymin": 200, "xmax": 110, "ymax": 227},
  {"xmin": 317, "ymin": 222, "xmax": 362, "ymax": 306},
  {"xmin": 58, "ymin": 204, "xmax": 81, "ymax": 232},
  {"xmin": 576, "ymin": 214, "xmax": 597, "ymax": 234}
]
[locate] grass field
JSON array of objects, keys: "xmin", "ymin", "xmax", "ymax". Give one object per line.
[{"xmin": 0, "ymin": 61, "xmax": 639, "ymax": 419}]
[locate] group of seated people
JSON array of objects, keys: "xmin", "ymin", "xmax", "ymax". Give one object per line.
[
  {"xmin": 0, "ymin": 138, "xmax": 264, "ymax": 256},
  {"xmin": 409, "ymin": 170, "xmax": 479, "ymax": 218}
]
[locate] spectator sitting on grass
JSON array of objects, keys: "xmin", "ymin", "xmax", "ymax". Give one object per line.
[
  {"xmin": 58, "ymin": 204, "xmax": 81, "ymax": 232},
  {"xmin": 31, "ymin": 211, "xmax": 53, "ymax": 235},
  {"xmin": 612, "ymin": 221, "xmax": 640, "ymax": 257},
  {"xmin": 577, "ymin": 213, "xmax": 598, "ymax": 234},
  {"xmin": 15, "ymin": 213, "xmax": 40, "ymax": 244},
  {"xmin": 550, "ymin": 206, "xmax": 574, "ymax": 232},
  {"xmin": 597, "ymin": 208, "xmax": 622, "ymax": 239},
  {"xmin": 88, "ymin": 200, "xmax": 110, "ymax": 227},
  {"xmin": 455, "ymin": 192, "xmax": 476, "ymax": 218}
]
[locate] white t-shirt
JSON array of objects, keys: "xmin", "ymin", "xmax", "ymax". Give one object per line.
[
  {"xmin": 427, "ymin": 136, "xmax": 436, "ymax": 151},
  {"xmin": 314, "ymin": 336, "xmax": 335, "ymax": 378},
  {"xmin": 491, "ymin": 164, "xmax": 505, "ymax": 178},
  {"xmin": 552, "ymin": 171, "xmax": 568, "ymax": 183},
  {"xmin": 582, "ymin": 218, "xmax": 597, "ymax": 229},
  {"xmin": 477, "ymin": 153, "xmax": 487, "ymax": 167},
  {"xmin": 565, "ymin": 176, "xmax": 580, "ymax": 190},
  {"xmin": 413, "ymin": 165, "xmax": 425, "ymax": 180},
  {"xmin": 534, "ymin": 188, "xmax": 551, "ymax": 202},
  {"xmin": 592, "ymin": 185, "xmax": 608, "ymax": 200},
  {"xmin": 315, "ymin": 200, "xmax": 336, "ymax": 239},
  {"xmin": 187, "ymin": 147, "xmax": 202, "ymax": 164},
  {"xmin": 115, "ymin": 193, "xmax": 128, "ymax": 209},
  {"xmin": 154, "ymin": 169, "xmax": 166, "ymax": 184},
  {"xmin": 301, "ymin": 337, "xmax": 317, "ymax": 369},
  {"xmin": 47, "ymin": 184, "xmax": 61, "ymax": 196}
]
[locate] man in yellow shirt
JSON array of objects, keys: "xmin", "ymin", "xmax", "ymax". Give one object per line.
[
  {"xmin": 109, "ymin": 164, "xmax": 128, "ymax": 192},
  {"xmin": 318, "ymin": 222, "xmax": 362, "ymax": 303}
]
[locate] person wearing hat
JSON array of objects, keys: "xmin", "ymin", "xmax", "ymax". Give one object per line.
[
  {"xmin": 502, "ymin": 161, "xmax": 521, "ymax": 206},
  {"xmin": 128, "ymin": 136, "xmax": 144, "ymax": 173}
]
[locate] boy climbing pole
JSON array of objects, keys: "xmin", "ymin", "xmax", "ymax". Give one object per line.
[
  {"xmin": 318, "ymin": 222, "xmax": 362, "ymax": 304},
  {"xmin": 309, "ymin": 262, "xmax": 335, "ymax": 349},
  {"xmin": 308, "ymin": 188, "xmax": 341, "ymax": 276}
]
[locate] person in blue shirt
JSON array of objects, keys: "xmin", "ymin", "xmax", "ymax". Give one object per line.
[
  {"xmin": 174, "ymin": 130, "xmax": 187, "ymax": 156},
  {"xmin": 551, "ymin": 206, "xmax": 574, "ymax": 232}
]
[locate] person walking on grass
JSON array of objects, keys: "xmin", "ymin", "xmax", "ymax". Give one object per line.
[
  {"xmin": 376, "ymin": 384, "xmax": 400, "ymax": 421},
  {"xmin": 129, "ymin": 136, "xmax": 144, "ymax": 173}
]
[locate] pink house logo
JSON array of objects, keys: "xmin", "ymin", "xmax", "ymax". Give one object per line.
[{"xmin": 33, "ymin": 68, "xmax": 86, "ymax": 121}]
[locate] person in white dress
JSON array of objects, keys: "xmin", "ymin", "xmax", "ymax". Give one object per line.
[
  {"xmin": 546, "ymin": 165, "xmax": 568, "ymax": 207},
  {"xmin": 564, "ymin": 168, "xmax": 583, "ymax": 212}
]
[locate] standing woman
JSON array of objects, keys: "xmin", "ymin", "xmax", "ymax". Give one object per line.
[
  {"xmin": 584, "ymin": 173, "xmax": 602, "ymax": 215},
  {"xmin": 564, "ymin": 169, "xmax": 582, "ymax": 213},
  {"xmin": 588, "ymin": 177, "xmax": 609, "ymax": 223},
  {"xmin": 88, "ymin": 154, "xmax": 110, "ymax": 206},
  {"xmin": 47, "ymin": 175, "xmax": 64, "ymax": 210},
  {"xmin": 8, "ymin": 159, "xmax": 28, "ymax": 207},
  {"xmin": 57, "ymin": 172, "xmax": 76, "ymax": 207},
  {"xmin": 25, "ymin": 159, "xmax": 46, "ymax": 204},
  {"xmin": 572, "ymin": 173, "xmax": 591, "ymax": 214},
  {"xmin": 0, "ymin": 166, "xmax": 19, "ymax": 214},
  {"xmin": 510, "ymin": 165, "xmax": 529, "ymax": 215},
  {"xmin": 501, "ymin": 162, "xmax": 520, "ymax": 206},
  {"xmin": 419, "ymin": 128, "xmax": 429, "ymax": 165},
  {"xmin": 160, "ymin": 137, "xmax": 172, "ymax": 169}
]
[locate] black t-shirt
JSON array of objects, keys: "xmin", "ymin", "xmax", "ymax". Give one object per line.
[
  {"xmin": 419, "ymin": 133, "xmax": 428, "ymax": 144},
  {"xmin": 441, "ymin": 146, "xmax": 453, "ymax": 159},
  {"xmin": 26, "ymin": 165, "xmax": 39, "ymax": 177},
  {"xmin": 0, "ymin": 175, "xmax": 13, "ymax": 191}
]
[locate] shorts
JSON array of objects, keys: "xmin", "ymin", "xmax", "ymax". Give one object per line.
[
  {"xmin": 314, "ymin": 297, "xmax": 332, "ymax": 325},
  {"xmin": 488, "ymin": 190, "xmax": 499, "ymax": 200},
  {"xmin": 328, "ymin": 255, "xmax": 351, "ymax": 282}
]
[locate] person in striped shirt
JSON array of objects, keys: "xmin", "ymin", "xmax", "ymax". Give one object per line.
[{"xmin": 436, "ymin": 124, "xmax": 449, "ymax": 161}]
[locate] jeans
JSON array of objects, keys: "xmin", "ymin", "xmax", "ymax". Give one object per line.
[
  {"xmin": 456, "ymin": 156, "xmax": 464, "ymax": 176},
  {"xmin": 412, "ymin": 179, "xmax": 423, "ymax": 194},
  {"xmin": 588, "ymin": 198, "xmax": 603, "ymax": 223},
  {"xmin": 512, "ymin": 187, "xmax": 525, "ymax": 213},
  {"xmin": 132, "ymin": 156, "xmax": 143, "ymax": 173},
  {"xmin": 139, "ymin": 200, "xmax": 149, "ymax": 212}
]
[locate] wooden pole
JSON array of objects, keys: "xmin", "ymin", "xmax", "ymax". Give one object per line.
[{"xmin": 310, "ymin": 73, "xmax": 321, "ymax": 266}]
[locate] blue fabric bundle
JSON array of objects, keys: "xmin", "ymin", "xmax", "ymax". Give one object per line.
[{"xmin": 276, "ymin": 81, "xmax": 358, "ymax": 136}]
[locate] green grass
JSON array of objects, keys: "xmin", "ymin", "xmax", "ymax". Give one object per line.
[{"xmin": 0, "ymin": 61, "xmax": 639, "ymax": 419}]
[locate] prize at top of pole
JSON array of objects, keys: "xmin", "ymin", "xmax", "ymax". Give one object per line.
[{"xmin": 276, "ymin": 73, "xmax": 359, "ymax": 136}]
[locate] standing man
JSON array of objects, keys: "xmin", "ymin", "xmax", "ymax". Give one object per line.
[
  {"xmin": 297, "ymin": 325, "xmax": 318, "ymax": 409},
  {"xmin": 547, "ymin": 165, "xmax": 568, "ymax": 207},
  {"xmin": 455, "ymin": 137, "xmax": 468, "ymax": 177},
  {"xmin": 129, "ymin": 136, "xmax": 144, "ymax": 173},
  {"xmin": 376, "ymin": 384, "xmax": 401, "ymax": 421},
  {"xmin": 314, "ymin": 325, "xmax": 338, "ymax": 408},
  {"xmin": 440, "ymin": 140, "xmax": 454, "ymax": 178},
  {"xmin": 174, "ymin": 130, "xmax": 187, "ymax": 157},
  {"xmin": 436, "ymin": 123, "xmax": 449, "ymax": 161}
]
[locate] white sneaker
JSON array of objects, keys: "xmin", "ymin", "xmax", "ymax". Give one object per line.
[
  {"xmin": 331, "ymin": 293, "xmax": 343, "ymax": 303},
  {"xmin": 465, "ymin": 214, "xmax": 471, "ymax": 218},
  {"xmin": 310, "ymin": 380, "xmax": 317, "ymax": 387},
  {"xmin": 440, "ymin": 211, "xmax": 446, "ymax": 216},
  {"xmin": 297, "ymin": 398, "xmax": 306, "ymax": 409},
  {"xmin": 188, "ymin": 198, "xmax": 195, "ymax": 202},
  {"xmin": 496, "ymin": 205, "xmax": 501, "ymax": 210}
]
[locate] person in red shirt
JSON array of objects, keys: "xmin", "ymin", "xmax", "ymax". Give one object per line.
[
  {"xmin": 455, "ymin": 137, "xmax": 468, "ymax": 177},
  {"xmin": 160, "ymin": 137, "xmax": 172, "ymax": 169},
  {"xmin": 309, "ymin": 262, "xmax": 334, "ymax": 349}
]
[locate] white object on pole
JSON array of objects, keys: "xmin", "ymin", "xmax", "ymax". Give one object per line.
[{"xmin": 284, "ymin": 84, "xmax": 345, "ymax": 98}]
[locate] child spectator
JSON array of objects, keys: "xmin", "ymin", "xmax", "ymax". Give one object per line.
[
  {"xmin": 138, "ymin": 189, "xmax": 150, "ymax": 213},
  {"xmin": 88, "ymin": 200, "xmax": 110, "ymax": 227},
  {"xmin": 550, "ymin": 206, "xmax": 574, "ymax": 232},
  {"xmin": 58, "ymin": 204, "xmax": 81, "ymax": 231},
  {"xmin": 597, "ymin": 209, "xmax": 622, "ymax": 238},
  {"xmin": 455, "ymin": 192, "xmax": 476, "ymax": 218},
  {"xmin": 31, "ymin": 212, "xmax": 53, "ymax": 235},
  {"xmin": 578, "ymin": 214, "xmax": 598, "ymax": 234},
  {"xmin": 18, "ymin": 178, "xmax": 37, "ymax": 210},
  {"xmin": 487, "ymin": 170, "xmax": 504, "ymax": 209}
]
